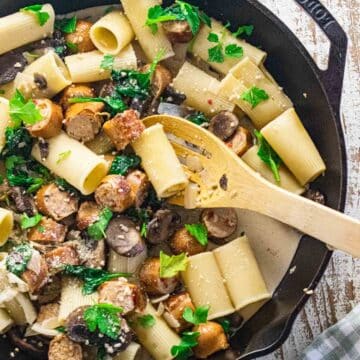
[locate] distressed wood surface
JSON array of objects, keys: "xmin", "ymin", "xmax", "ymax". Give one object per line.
[{"xmin": 260, "ymin": 0, "xmax": 360, "ymax": 359}]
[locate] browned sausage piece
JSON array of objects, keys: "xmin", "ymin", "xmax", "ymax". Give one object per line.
[
  {"xmin": 98, "ymin": 278, "xmax": 147, "ymax": 315},
  {"xmin": 201, "ymin": 208, "xmax": 238, "ymax": 244},
  {"xmin": 37, "ymin": 303, "xmax": 59, "ymax": 324},
  {"xmin": 48, "ymin": 334, "xmax": 83, "ymax": 360},
  {"xmin": 27, "ymin": 99, "xmax": 63, "ymax": 139},
  {"xmin": 163, "ymin": 292, "xmax": 195, "ymax": 332},
  {"xmin": 126, "ymin": 170, "xmax": 150, "ymax": 208},
  {"xmin": 169, "ymin": 227, "xmax": 207, "ymax": 256},
  {"xmin": 76, "ymin": 201, "xmax": 101, "ymax": 231},
  {"xmin": 36, "ymin": 183, "xmax": 79, "ymax": 221},
  {"xmin": 141, "ymin": 64, "xmax": 172, "ymax": 98},
  {"xmin": 45, "ymin": 244, "xmax": 80, "ymax": 275},
  {"xmin": 209, "ymin": 111, "xmax": 240, "ymax": 141},
  {"xmin": 103, "ymin": 109, "xmax": 145, "ymax": 151},
  {"xmin": 75, "ymin": 239, "xmax": 106, "ymax": 269},
  {"xmin": 139, "ymin": 257, "xmax": 179, "ymax": 296},
  {"xmin": 60, "ymin": 84, "xmax": 95, "ymax": 110},
  {"xmin": 162, "ymin": 20, "xmax": 193, "ymax": 43},
  {"xmin": 65, "ymin": 102, "xmax": 104, "ymax": 143},
  {"xmin": 21, "ymin": 255, "xmax": 48, "ymax": 294},
  {"xmin": 37, "ymin": 274, "xmax": 61, "ymax": 304},
  {"xmin": 95, "ymin": 175, "xmax": 135, "ymax": 213},
  {"xmin": 105, "ymin": 216, "xmax": 145, "ymax": 257},
  {"xmin": 27, "ymin": 217, "xmax": 67, "ymax": 244},
  {"xmin": 193, "ymin": 322, "xmax": 229, "ymax": 359},
  {"xmin": 65, "ymin": 20, "xmax": 96, "ymax": 53},
  {"xmin": 226, "ymin": 126, "xmax": 253, "ymax": 156}
]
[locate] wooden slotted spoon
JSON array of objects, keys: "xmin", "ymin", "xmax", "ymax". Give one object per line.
[{"xmin": 143, "ymin": 115, "xmax": 360, "ymax": 257}]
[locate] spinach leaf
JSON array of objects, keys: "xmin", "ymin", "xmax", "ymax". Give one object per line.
[
  {"xmin": 87, "ymin": 208, "xmax": 113, "ymax": 241},
  {"xmin": 109, "ymin": 155, "xmax": 141, "ymax": 176}
]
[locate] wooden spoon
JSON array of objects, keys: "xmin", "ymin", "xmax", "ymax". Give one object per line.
[{"xmin": 143, "ymin": 115, "xmax": 360, "ymax": 257}]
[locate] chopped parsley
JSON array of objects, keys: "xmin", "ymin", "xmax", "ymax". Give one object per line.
[
  {"xmin": 183, "ymin": 305, "xmax": 209, "ymax": 325},
  {"xmin": 20, "ymin": 213, "xmax": 43, "ymax": 230},
  {"xmin": 233, "ymin": 24, "xmax": 254, "ymax": 38},
  {"xmin": 87, "ymin": 207, "xmax": 113, "ymax": 241},
  {"xmin": 184, "ymin": 224, "xmax": 208, "ymax": 246},
  {"xmin": 254, "ymin": 130, "xmax": 281, "ymax": 183},
  {"xmin": 55, "ymin": 16, "xmax": 77, "ymax": 33},
  {"xmin": 186, "ymin": 112, "xmax": 209, "ymax": 126},
  {"xmin": 63, "ymin": 265, "xmax": 131, "ymax": 294},
  {"xmin": 66, "ymin": 41, "xmax": 78, "ymax": 54},
  {"xmin": 6, "ymin": 244, "xmax": 33, "ymax": 276},
  {"xmin": 56, "ymin": 150, "xmax": 71, "ymax": 164},
  {"xmin": 241, "ymin": 86, "xmax": 269, "ymax": 108},
  {"xmin": 100, "ymin": 54, "xmax": 115, "ymax": 71},
  {"xmin": 20, "ymin": 4, "xmax": 50, "ymax": 26},
  {"xmin": 109, "ymin": 154, "xmax": 141, "ymax": 176},
  {"xmin": 171, "ymin": 331, "xmax": 200, "ymax": 360},
  {"xmin": 137, "ymin": 314, "xmax": 156, "ymax": 328},
  {"xmin": 159, "ymin": 251, "xmax": 188, "ymax": 278}
]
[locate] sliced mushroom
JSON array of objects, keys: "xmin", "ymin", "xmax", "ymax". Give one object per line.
[
  {"xmin": 146, "ymin": 209, "xmax": 181, "ymax": 245},
  {"xmin": 162, "ymin": 86, "xmax": 187, "ymax": 105},
  {"xmin": 76, "ymin": 201, "xmax": 101, "ymax": 231},
  {"xmin": 193, "ymin": 321, "xmax": 229, "ymax": 359},
  {"xmin": 139, "ymin": 257, "xmax": 179, "ymax": 296},
  {"xmin": 163, "ymin": 20, "xmax": 193, "ymax": 43},
  {"xmin": 226, "ymin": 126, "xmax": 253, "ymax": 156},
  {"xmin": 60, "ymin": 84, "xmax": 95, "ymax": 110},
  {"xmin": 141, "ymin": 64, "xmax": 172, "ymax": 98},
  {"xmin": 209, "ymin": 111, "xmax": 240, "ymax": 141},
  {"xmin": 106, "ymin": 216, "xmax": 145, "ymax": 257},
  {"xmin": 157, "ymin": 102, "xmax": 190, "ymax": 118},
  {"xmin": 0, "ymin": 50, "xmax": 27, "ymax": 85},
  {"xmin": 99, "ymin": 81, "xmax": 116, "ymax": 98},
  {"xmin": 304, "ymin": 189, "xmax": 326, "ymax": 205},
  {"xmin": 65, "ymin": 20, "xmax": 96, "ymax": 53},
  {"xmin": 169, "ymin": 227, "xmax": 207, "ymax": 256},
  {"xmin": 26, "ymin": 99, "xmax": 63, "ymax": 139},
  {"xmin": 95, "ymin": 175, "xmax": 135, "ymax": 213},
  {"xmin": 27, "ymin": 217, "xmax": 67, "ymax": 244},
  {"xmin": 201, "ymin": 208, "xmax": 238, "ymax": 244},
  {"xmin": 9, "ymin": 186, "xmax": 37, "ymax": 216},
  {"xmin": 65, "ymin": 102, "xmax": 104, "ymax": 143},
  {"xmin": 126, "ymin": 170, "xmax": 150, "ymax": 208}
]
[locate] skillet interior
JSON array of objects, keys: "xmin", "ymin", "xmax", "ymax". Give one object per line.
[{"xmin": 0, "ymin": 0, "xmax": 347, "ymax": 359}]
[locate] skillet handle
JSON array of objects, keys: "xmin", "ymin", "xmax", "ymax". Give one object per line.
[{"xmin": 294, "ymin": 0, "xmax": 347, "ymax": 112}]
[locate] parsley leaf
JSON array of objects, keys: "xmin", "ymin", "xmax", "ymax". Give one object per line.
[
  {"xmin": 208, "ymin": 43, "xmax": 224, "ymax": 63},
  {"xmin": 186, "ymin": 112, "xmax": 209, "ymax": 126},
  {"xmin": 159, "ymin": 251, "xmax": 188, "ymax": 278},
  {"xmin": 55, "ymin": 16, "xmax": 77, "ymax": 34},
  {"xmin": 55, "ymin": 326, "xmax": 66, "ymax": 333},
  {"xmin": 183, "ymin": 306, "xmax": 209, "ymax": 325},
  {"xmin": 56, "ymin": 150, "xmax": 71, "ymax": 165},
  {"xmin": 100, "ymin": 54, "xmax": 115, "ymax": 71},
  {"xmin": 20, "ymin": 4, "xmax": 50, "ymax": 26},
  {"xmin": 64, "ymin": 265, "xmax": 131, "ymax": 294},
  {"xmin": 171, "ymin": 331, "xmax": 200, "ymax": 360},
  {"xmin": 69, "ymin": 96, "xmax": 127, "ymax": 116},
  {"xmin": 20, "ymin": 213, "xmax": 43, "ymax": 230},
  {"xmin": 240, "ymin": 86, "xmax": 269, "ymax": 108},
  {"xmin": 84, "ymin": 303, "xmax": 123, "ymax": 340},
  {"xmin": 9, "ymin": 90, "xmax": 42, "ymax": 128},
  {"xmin": 207, "ymin": 32, "xmax": 219, "ymax": 43},
  {"xmin": 233, "ymin": 24, "xmax": 254, "ymax": 38},
  {"xmin": 225, "ymin": 44, "xmax": 244, "ymax": 58},
  {"xmin": 184, "ymin": 224, "xmax": 208, "ymax": 246},
  {"xmin": 137, "ymin": 314, "xmax": 156, "ymax": 328},
  {"xmin": 66, "ymin": 41, "xmax": 78, "ymax": 54},
  {"xmin": 146, "ymin": 5, "xmax": 178, "ymax": 34},
  {"xmin": 87, "ymin": 207, "xmax": 113, "ymax": 241},
  {"xmin": 6, "ymin": 244, "xmax": 33, "ymax": 276},
  {"xmin": 254, "ymin": 130, "xmax": 281, "ymax": 183},
  {"xmin": 109, "ymin": 155, "xmax": 141, "ymax": 176}
]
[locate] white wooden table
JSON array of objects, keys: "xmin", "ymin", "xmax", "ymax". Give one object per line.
[{"xmin": 260, "ymin": 0, "xmax": 360, "ymax": 358}]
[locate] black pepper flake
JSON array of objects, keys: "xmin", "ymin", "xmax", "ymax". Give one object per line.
[
  {"xmin": 220, "ymin": 174, "xmax": 228, "ymax": 190},
  {"xmin": 34, "ymin": 73, "xmax": 47, "ymax": 90}
]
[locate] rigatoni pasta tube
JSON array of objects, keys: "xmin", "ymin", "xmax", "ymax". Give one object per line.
[
  {"xmin": 242, "ymin": 146, "xmax": 305, "ymax": 195},
  {"xmin": 65, "ymin": 46, "xmax": 137, "ymax": 83},
  {"xmin": 132, "ymin": 124, "xmax": 188, "ymax": 198},
  {"xmin": 0, "ymin": 98, "xmax": 10, "ymax": 152},
  {"xmin": 2, "ymin": 291, "xmax": 37, "ymax": 325},
  {"xmin": 191, "ymin": 19, "xmax": 266, "ymax": 75},
  {"xmin": 182, "ymin": 252, "xmax": 234, "ymax": 320},
  {"xmin": 131, "ymin": 303, "xmax": 180, "ymax": 360},
  {"xmin": 32, "ymin": 132, "xmax": 108, "ymax": 195},
  {"xmin": 0, "ymin": 208, "xmax": 13, "ymax": 247},
  {"xmin": 90, "ymin": 11, "xmax": 134, "ymax": 55},
  {"xmin": 0, "ymin": 308, "xmax": 13, "ymax": 334},
  {"xmin": 172, "ymin": 62, "xmax": 235, "ymax": 116},
  {"xmin": 121, "ymin": 0, "xmax": 174, "ymax": 61},
  {"xmin": 0, "ymin": 4, "xmax": 55, "ymax": 55},
  {"xmin": 113, "ymin": 342, "xmax": 142, "ymax": 360},
  {"xmin": 15, "ymin": 51, "xmax": 71, "ymax": 99},
  {"xmin": 214, "ymin": 237, "xmax": 270, "ymax": 311},
  {"xmin": 261, "ymin": 108, "xmax": 326, "ymax": 186}
]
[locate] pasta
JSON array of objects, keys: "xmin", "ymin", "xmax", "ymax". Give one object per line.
[
  {"xmin": 131, "ymin": 302, "xmax": 180, "ymax": 360},
  {"xmin": 90, "ymin": 11, "xmax": 135, "ymax": 55},
  {"xmin": 15, "ymin": 51, "xmax": 71, "ymax": 99},
  {"xmin": 261, "ymin": 108, "xmax": 326, "ymax": 185},
  {"xmin": 0, "ymin": 98, "xmax": 10, "ymax": 152},
  {"xmin": 214, "ymin": 237, "xmax": 271, "ymax": 311},
  {"xmin": 0, "ymin": 4, "xmax": 55, "ymax": 55},
  {"xmin": 121, "ymin": 0, "xmax": 174, "ymax": 61},
  {"xmin": 242, "ymin": 146, "xmax": 305, "ymax": 194},
  {"xmin": 0, "ymin": 208, "xmax": 13, "ymax": 247},
  {"xmin": 191, "ymin": 19, "xmax": 266, "ymax": 74},
  {"xmin": 107, "ymin": 249, "xmax": 147, "ymax": 274},
  {"xmin": 64, "ymin": 46, "xmax": 137, "ymax": 82},
  {"xmin": 132, "ymin": 124, "xmax": 189, "ymax": 198},
  {"xmin": 31, "ymin": 132, "xmax": 108, "ymax": 195},
  {"xmin": 172, "ymin": 61, "xmax": 235, "ymax": 115},
  {"xmin": 112, "ymin": 342, "xmax": 142, "ymax": 360},
  {"xmin": 182, "ymin": 252, "xmax": 235, "ymax": 320},
  {"xmin": 2, "ymin": 291, "xmax": 37, "ymax": 325},
  {"xmin": 0, "ymin": 308, "xmax": 13, "ymax": 334}
]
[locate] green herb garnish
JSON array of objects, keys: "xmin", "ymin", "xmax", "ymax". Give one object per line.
[
  {"xmin": 233, "ymin": 24, "xmax": 254, "ymax": 38},
  {"xmin": 100, "ymin": 54, "xmax": 115, "ymax": 71},
  {"xmin": 66, "ymin": 41, "xmax": 78, "ymax": 53},
  {"xmin": 159, "ymin": 251, "xmax": 188, "ymax": 278},
  {"xmin": 125, "ymin": 207, "xmax": 150, "ymax": 238},
  {"xmin": 217, "ymin": 318, "xmax": 231, "ymax": 334},
  {"xmin": 183, "ymin": 306, "xmax": 209, "ymax": 325},
  {"xmin": 20, "ymin": 4, "xmax": 50, "ymax": 26},
  {"xmin": 109, "ymin": 154, "xmax": 141, "ymax": 176},
  {"xmin": 84, "ymin": 303, "xmax": 123, "ymax": 340},
  {"xmin": 55, "ymin": 178, "xmax": 79, "ymax": 196},
  {"xmin": 241, "ymin": 86, "xmax": 269, "ymax": 108},
  {"xmin": 87, "ymin": 207, "xmax": 113, "ymax": 241},
  {"xmin": 186, "ymin": 112, "xmax": 209, "ymax": 126},
  {"xmin": 171, "ymin": 331, "xmax": 200, "ymax": 360},
  {"xmin": 64, "ymin": 265, "xmax": 131, "ymax": 294},
  {"xmin": 2, "ymin": 127, "xmax": 32, "ymax": 157},
  {"xmin": 37, "ymin": 225, "xmax": 45, "ymax": 233},
  {"xmin": 56, "ymin": 150, "xmax": 71, "ymax": 165},
  {"xmin": 20, "ymin": 213, "xmax": 43, "ymax": 230},
  {"xmin": 55, "ymin": 16, "xmax": 77, "ymax": 33},
  {"xmin": 137, "ymin": 314, "xmax": 156, "ymax": 328},
  {"xmin": 6, "ymin": 244, "xmax": 33, "ymax": 276},
  {"xmin": 184, "ymin": 224, "xmax": 208, "ymax": 246},
  {"xmin": 254, "ymin": 130, "xmax": 281, "ymax": 183},
  {"xmin": 55, "ymin": 326, "xmax": 66, "ymax": 333}
]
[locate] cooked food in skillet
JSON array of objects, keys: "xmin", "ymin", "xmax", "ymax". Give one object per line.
[{"xmin": 0, "ymin": 1, "xmax": 326, "ymax": 359}]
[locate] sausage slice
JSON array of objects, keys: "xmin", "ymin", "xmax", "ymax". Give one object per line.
[
  {"xmin": 209, "ymin": 111, "xmax": 240, "ymax": 141},
  {"xmin": 169, "ymin": 227, "xmax": 207, "ymax": 256},
  {"xmin": 48, "ymin": 334, "xmax": 83, "ymax": 360},
  {"xmin": 163, "ymin": 20, "xmax": 193, "ymax": 43},
  {"xmin": 141, "ymin": 64, "xmax": 172, "ymax": 98},
  {"xmin": 65, "ymin": 20, "xmax": 96, "ymax": 53},
  {"xmin": 60, "ymin": 84, "xmax": 95, "ymax": 110},
  {"xmin": 226, "ymin": 126, "xmax": 253, "ymax": 156},
  {"xmin": 21, "ymin": 255, "xmax": 48, "ymax": 294},
  {"xmin": 76, "ymin": 201, "xmax": 101, "ymax": 231},
  {"xmin": 45, "ymin": 244, "xmax": 80, "ymax": 275},
  {"xmin": 27, "ymin": 217, "xmax": 67, "ymax": 243},
  {"xmin": 126, "ymin": 170, "xmax": 150, "ymax": 208}
]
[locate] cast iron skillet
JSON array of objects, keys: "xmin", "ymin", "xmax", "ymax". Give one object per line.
[{"xmin": 0, "ymin": 0, "xmax": 348, "ymax": 359}]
